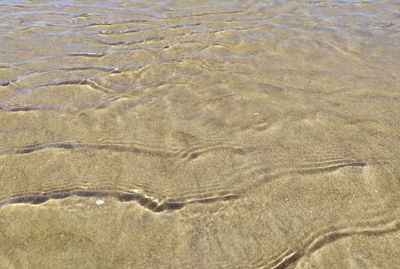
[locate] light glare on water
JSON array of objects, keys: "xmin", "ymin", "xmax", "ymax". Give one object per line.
[{"xmin": 0, "ymin": 1, "xmax": 399, "ymax": 268}]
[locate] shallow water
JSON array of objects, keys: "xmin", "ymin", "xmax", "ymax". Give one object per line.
[{"xmin": 0, "ymin": 0, "xmax": 399, "ymax": 268}]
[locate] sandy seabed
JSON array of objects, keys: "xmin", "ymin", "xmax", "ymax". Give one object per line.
[{"xmin": 0, "ymin": 0, "xmax": 399, "ymax": 268}]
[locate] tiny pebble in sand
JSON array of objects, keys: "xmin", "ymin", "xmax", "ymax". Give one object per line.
[{"xmin": 96, "ymin": 199, "xmax": 105, "ymax": 206}]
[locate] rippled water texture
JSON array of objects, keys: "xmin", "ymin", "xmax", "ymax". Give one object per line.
[{"xmin": 0, "ymin": 0, "xmax": 400, "ymax": 268}]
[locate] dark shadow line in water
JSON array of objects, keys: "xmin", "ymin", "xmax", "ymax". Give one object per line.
[
  {"xmin": 98, "ymin": 22, "xmax": 203, "ymax": 36},
  {"xmin": 0, "ymin": 190, "xmax": 239, "ymax": 213},
  {"xmin": 94, "ymin": 28, "xmax": 223, "ymax": 47},
  {"xmin": 0, "ymin": 80, "xmax": 16, "ymax": 86},
  {"xmin": 82, "ymin": 19, "xmax": 149, "ymax": 28},
  {"xmin": 297, "ymin": 161, "xmax": 368, "ymax": 175},
  {"xmin": 239, "ymin": 160, "xmax": 368, "ymax": 196},
  {"xmin": 269, "ymin": 218, "xmax": 400, "ymax": 269},
  {"xmin": 77, "ymin": 9, "xmax": 244, "ymax": 30},
  {"xmin": 0, "ymin": 104, "xmax": 60, "ymax": 112},
  {"xmin": 26, "ymin": 78, "xmax": 117, "ymax": 95},
  {"xmin": 179, "ymin": 144, "xmax": 249, "ymax": 160},
  {"xmin": 80, "ymin": 10, "xmax": 244, "ymax": 30},
  {"xmin": 0, "ymin": 78, "xmax": 122, "ymax": 105},
  {"xmin": 96, "ymin": 16, "xmax": 270, "ymax": 37},
  {"xmin": 168, "ymin": 10, "xmax": 245, "ymax": 18},
  {"xmin": 0, "ymin": 68, "xmax": 119, "ymax": 95},
  {"xmin": 297, "ymin": 158, "xmax": 367, "ymax": 169},
  {"xmin": 42, "ymin": 66, "xmax": 121, "ymax": 74},
  {"xmin": 0, "ymin": 52, "xmax": 119, "ymax": 69},
  {"xmin": 67, "ymin": 52, "xmax": 106, "ymax": 58},
  {"xmin": 39, "ymin": 78, "xmax": 100, "ymax": 87},
  {"xmin": 2, "ymin": 141, "xmax": 253, "ymax": 162},
  {"xmin": 3, "ymin": 141, "xmax": 175, "ymax": 157}
]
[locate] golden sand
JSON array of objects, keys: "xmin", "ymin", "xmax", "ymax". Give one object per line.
[{"xmin": 0, "ymin": 1, "xmax": 399, "ymax": 268}]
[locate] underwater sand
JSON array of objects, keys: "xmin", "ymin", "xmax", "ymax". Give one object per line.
[{"xmin": 0, "ymin": 0, "xmax": 400, "ymax": 268}]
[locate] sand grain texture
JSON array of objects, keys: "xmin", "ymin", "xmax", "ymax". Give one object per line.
[{"xmin": 0, "ymin": 0, "xmax": 399, "ymax": 268}]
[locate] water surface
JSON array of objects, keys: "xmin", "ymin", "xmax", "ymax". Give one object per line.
[{"xmin": 0, "ymin": 1, "xmax": 399, "ymax": 268}]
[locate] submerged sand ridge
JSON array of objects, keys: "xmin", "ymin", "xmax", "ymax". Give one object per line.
[{"xmin": 0, "ymin": 0, "xmax": 400, "ymax": 268}]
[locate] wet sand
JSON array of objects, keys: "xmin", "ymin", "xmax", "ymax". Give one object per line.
[{"xmin": 0, "ymin": 0, "xmax": 400, "ymax": 268}]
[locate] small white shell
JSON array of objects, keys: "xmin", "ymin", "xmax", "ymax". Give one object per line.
[{"xmin": 96, "ymin": 199, "xmax": 105, "ymax": 206}]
